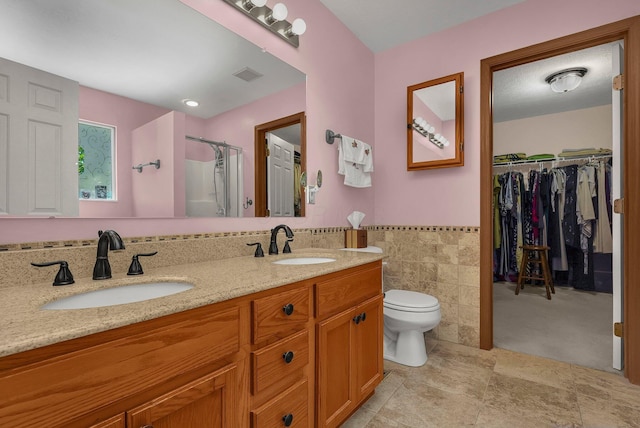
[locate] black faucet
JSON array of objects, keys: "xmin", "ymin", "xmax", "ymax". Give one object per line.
[
  {"xmin": 269, "ymin": 224, "xmax": 294, "ymax": 255},
  {"xmin": 93, "ymin": 230, "xmax": 125, "ymax": 280}
]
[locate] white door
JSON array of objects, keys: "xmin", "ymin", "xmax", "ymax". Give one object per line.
[
  {"xmin": 0, "ymin": 57, "xmax": 79, "ymax": 216},
  {"xmin": 267, "ymin": 134, "xmax": 294, "ymax": 217},
  {"xmin": 612, "ymin": 41, "xmax": 624, "ymax": 370}
]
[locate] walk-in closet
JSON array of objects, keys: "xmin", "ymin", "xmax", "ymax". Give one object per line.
[{"xmin": 490, "ymin": 41, "xmax": 622, "ymax": 373}]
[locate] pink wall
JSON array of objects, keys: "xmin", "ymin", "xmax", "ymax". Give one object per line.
[
  {"xmin": 374, "ymin": 0, "xmax": 640, "ymax": 227},
  {"xmin": 78, "ymin": 86, "xmax": 170, "ymax": 218},
  {"xmin": 4, "ymin": 0, "xmax": 640, "ymax": 244},
  {"xmin": 0, "ymin": 0, "xmax": 375, "ymax": 243},
  {"xmin": 204, "ymin": 82, "xmax": 306, "ymax": 218},
  {"xmin": 131, "ymin": 111, "xmax": 186, "ymax": 218}
]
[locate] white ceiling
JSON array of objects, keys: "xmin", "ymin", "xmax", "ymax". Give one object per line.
[
  {"xmin": 0, "ymin": 0, "xmax": 305, "ymax": 119},
  {"xmin": 322, "ymin": 0, "xmax": 617, "ymax": 122},
  {"xmin": 0, "ymin": 1, "xmax": 616, "ymax": 124},
  {"xmin": 318, "ymin": 0, "xmax": 525, "ymax": 53}
]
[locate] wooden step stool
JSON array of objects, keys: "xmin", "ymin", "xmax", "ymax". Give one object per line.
[{"xmin": 516, "ymin": 245, "xmax": 555, "ymax": 300}]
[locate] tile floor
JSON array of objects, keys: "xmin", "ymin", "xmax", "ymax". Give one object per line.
[{"xmin": 343, "ymin": 340, "xmax": 640, "ymax": 427}]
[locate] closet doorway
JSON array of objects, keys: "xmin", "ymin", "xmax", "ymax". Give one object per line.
[
  {"xmin": 491, "ymin": 41, "xmax": 620, "ymax": 373},
  {"xmin": 479, "ymin": 17, "xmax": 640, "ymax": 385}
]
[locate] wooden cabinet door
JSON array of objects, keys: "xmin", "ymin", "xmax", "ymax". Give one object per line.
[
  {"xmin": 127, "ymin": 364, "xmax": 237, "ymax": 428},
  {"xmin": 354, "ymin": 295, "xmax": 384, "ymax": 400},
  {"xmin": 316, "ymin": 307, "xmax": 356, "ymax": 428},
  {"xmin": 89, "ymin": 414, "xmax": 125, "ymax": 428}
]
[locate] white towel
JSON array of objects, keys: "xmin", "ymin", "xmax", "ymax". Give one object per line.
[{"xmin": 338, "ymin": 136, "xmax": 373, "ymax": 188}]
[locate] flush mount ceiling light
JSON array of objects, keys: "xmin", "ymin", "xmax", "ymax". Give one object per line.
[
  {"xmin": 545, "ymin": 67, "xmax": 588, "ymax": 93},
  {"xmin": 222, "ymin": 0, "xmax": 306, "ymax": 48},
  {"xmin": 183, "ymin": 99, "xmax": 199, "ymax": 107}
]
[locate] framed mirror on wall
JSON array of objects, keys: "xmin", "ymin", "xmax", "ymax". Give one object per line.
[
  {"xmin": 254, "ymin": 112, "xmax": 306, "ymax": 217},
  {"xmin": 0, "ymin": 0, "xmax": 306, "ymax": 219},
  {"xmin": 407, "ymin": 72, "xmax": 464, "ymax": 170}
]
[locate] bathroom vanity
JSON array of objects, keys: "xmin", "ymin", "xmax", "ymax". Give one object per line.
[{"xmin": 0, "ymin": 250, "xmax": 383, "ymax": 427}]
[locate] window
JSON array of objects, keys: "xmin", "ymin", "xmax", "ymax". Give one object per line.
[{"xmin": 78, "ymin": 121, "xmax": 116, "ymax": 200}]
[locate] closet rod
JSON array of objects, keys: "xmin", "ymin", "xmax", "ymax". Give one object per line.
[{"xmin": 493, "ymin": 154, "xmax": 611, "ymax": 168}]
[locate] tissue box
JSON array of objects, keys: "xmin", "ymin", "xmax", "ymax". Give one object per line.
[{"xmin": 345, "ymin": 229, "xmax": 367, "ymax": 248}]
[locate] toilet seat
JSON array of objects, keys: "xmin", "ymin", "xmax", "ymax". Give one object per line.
[{"xmin": 384, "ymin": 289, "xmax": 440, "ymax": 312}]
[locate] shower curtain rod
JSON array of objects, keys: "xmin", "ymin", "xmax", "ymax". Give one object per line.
[{"xmin": 185, "ymin": 135, "xmax": 242, "ymax": 152}]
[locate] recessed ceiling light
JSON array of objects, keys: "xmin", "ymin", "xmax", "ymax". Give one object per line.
[{"xmin": 183, "ymin": 99, "xmax": 199, "ymax": 107}]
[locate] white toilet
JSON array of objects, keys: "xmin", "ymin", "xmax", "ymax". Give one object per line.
[
  {"xmin": 383, "ymin": 289, "xmax": 441, "ymax": 367},
  {"xmin": 340, "ymin": 245, "xmax": 441, "ymax": 367}
]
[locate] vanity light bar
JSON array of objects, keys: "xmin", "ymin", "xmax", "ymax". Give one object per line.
[
  {"xmin": 412, "ymin": 118, "xmax": 450, "ymax": 149},
  {"xmin": 222, "ymin": 0, "xmax": 305, "ymax": 48}
]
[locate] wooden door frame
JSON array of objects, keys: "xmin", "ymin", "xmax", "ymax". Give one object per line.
[
  {"xmin": 254, "ymin": 112, "xmax": 306, "ymax": 217},
  {"xmin": 480, "ymin": 16, "xmax": 640, "ymax": 384}
]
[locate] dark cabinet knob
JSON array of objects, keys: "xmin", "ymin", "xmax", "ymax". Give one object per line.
[
  {"xmin": 361, "ymin": 312, "xmax": 367, "ymax": 322},
  {"xmin": 282, "ymin": 413, "xmax": 294, "ymax": 427},
  {"xmin": 282, "ymin": 351, "xmax": 295, "ymax": 364},
  {"xmin": 353, "ymin": 314, "xmax": 361, "ymax": 324},
  {"xmin": 282, "ymin": 303, "xmax": 294, "ymax": 316}
]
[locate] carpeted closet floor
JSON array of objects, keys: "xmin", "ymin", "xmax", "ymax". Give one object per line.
[{"xmin": 493, "ymin": 281, "xmax": 617, "ymax": 374}]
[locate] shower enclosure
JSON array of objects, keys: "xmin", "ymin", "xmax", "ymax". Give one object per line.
[{"xmin": 185, "ymin": 136, "xmax": 243, "ymax": 217}]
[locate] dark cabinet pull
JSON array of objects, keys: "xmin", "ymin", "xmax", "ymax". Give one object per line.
[
  {"xmin": 283, "ymin": 351, "xmax": 295, "ymax": 364},
  {"xmin": 353, "ymin": 314, "xmax": 361, "ymax": 324},
  {"xmin": 282, "ymin": 413, "xmax": 294, "ymax": 427},
  {"xmin": 282, "ymin": 303, "xmax": 294, "ymax": 316},
  {"xmin": 360, "ymin": 312, "xmax": 367, "ymax": 322}
]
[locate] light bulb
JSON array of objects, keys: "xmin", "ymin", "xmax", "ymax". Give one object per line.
[
  {"xmin": 427, "ymin": 125, "xmax": 435, "ymax": 134},
  {"xmin": 270, "ymin": 3, "xmax": 288, "ymax": 22},
  {"xmin": 242, "ymin": 0, "xmax": 266, "ymax": 10},
  {"xmin": 442, "ymin": 138, "xmax": 450, "ymax": 147},
  {"xmin": 289, "ymin": 18, "xmax": 306, "ymax": 36}
]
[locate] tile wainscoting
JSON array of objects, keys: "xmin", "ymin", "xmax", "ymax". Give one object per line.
[
  {"xmin": 369, "ymin": 226, "xmax": 481, "ymax": 348},
  {"xmin": 0, "ymin": 225, "xmax": 480, "ymax": 347}
]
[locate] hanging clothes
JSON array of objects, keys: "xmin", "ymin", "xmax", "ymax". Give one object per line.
[{"xmin": 492, "ymin": 158, "xmax": 612, "ymax": 291}]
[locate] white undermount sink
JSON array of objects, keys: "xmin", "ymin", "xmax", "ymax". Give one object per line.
[
  {"xmin": 41, "ymin": 282, "xmax": 194, "ymax": 310},
  {"xmin": 272, "ymin": 257, "xmax": 336, "ymax": 265}
]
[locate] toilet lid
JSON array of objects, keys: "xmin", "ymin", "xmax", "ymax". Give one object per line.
[{"xmin": 384, "ymin": 289, "xmax": 439, "ymax": 310}]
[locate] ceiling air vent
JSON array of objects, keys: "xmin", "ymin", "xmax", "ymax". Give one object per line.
[{"xmin": 233, "ymin": 67, "xmax": 263, "ymax": 82}]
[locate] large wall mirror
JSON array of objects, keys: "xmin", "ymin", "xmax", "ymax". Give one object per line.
[
  {"xmin": 407, "ymin": 72, "xmax": 464, "ymax": 170},
  {"xmin": 0, "ymin": 0, "xmax": 306, "ymax": 218}
]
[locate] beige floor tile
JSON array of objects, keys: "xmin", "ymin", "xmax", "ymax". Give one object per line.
[
  {"xmin": 578, "ymin": 393, "xmax": 640, "ymax": 428},
  {"xmin": 361, "ymin": 371, "xmax": 404, "ymax": 413},
  {"xmin": 572, "ymin": 365, "xmax": 640, "ymax": 410},
  {"xmin": 493, "ymin": 347, "xmax": 574, "ymax": 391},
  {"xmin": 341, "ymin": 407, "xmax": 376, "ymax": 428},
  {"xmin": 482, "ymin": 372, "xmax": 582, "ymax": 427},
  {"xmin": 404, "ymin": 358, "xmax": 492, "ymax": 401},
  {"xmin": 365, "ymin": 413, "xmax": 416, "ymax": 428},
  {"xmin": 475, "ymin": 403, "xmax": 578, "ymax": 428},
  {"xmin": 429, "ymin": 340, "xmax": 497, "ymax": 370},
  {"xmin": 377, "ymin": 382, "xmax": 482, "ymax": 427},
  {"xmin": 344, "ymin": 340, "xmax": 640, "ymax": 428}
]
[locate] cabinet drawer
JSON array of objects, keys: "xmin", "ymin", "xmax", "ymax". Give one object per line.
[
  {"xmin": 252, "ymin": 330, "xmax": 309, "ymax": 395},
  {"xmin": 316, "ymin": 264, "xmax": 381, "ymax": 319},
  {"xmin": 253, "ymin": 286, "xmax": 311, "ymax": 344},
  {"xmin": 251, "ymin": 379, "xmax": 308, "ymax": 428}
]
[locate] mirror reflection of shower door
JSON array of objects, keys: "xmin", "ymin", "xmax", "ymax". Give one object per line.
[
  {"xmin": 267, "ymin": 134, "xmax": 294, "ymax": 217},
  {"xmin": 184, "ymin": 137, "xmax": 243, "ymax": 218}
]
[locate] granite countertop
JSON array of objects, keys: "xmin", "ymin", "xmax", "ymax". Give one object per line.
[{"xmin": 0, "ymin": 248, "xmax": 384, "ymax": 358}]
